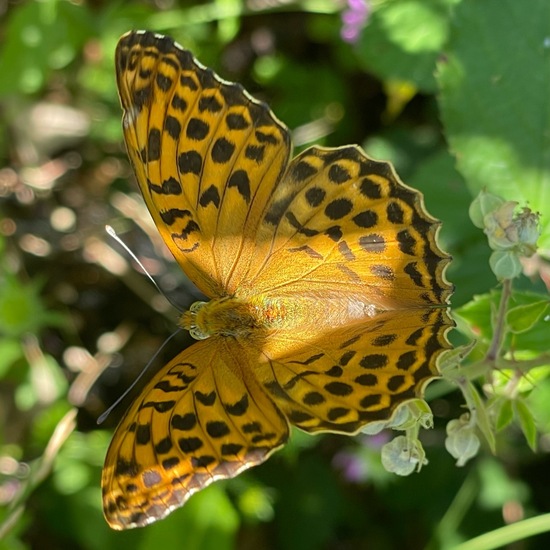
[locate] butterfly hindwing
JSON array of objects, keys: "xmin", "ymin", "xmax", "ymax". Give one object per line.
[
  {"xmin": 102, "ymin": 337, "xmax": 289, "ymax": 529},
  {"xmin": 253, "ymin": 307, "xmax": 452, "ymax": 433}
]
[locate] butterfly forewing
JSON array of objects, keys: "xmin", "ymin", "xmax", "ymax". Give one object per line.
[
  {"xmin": 238, "ymin": 145, "xmax": 451, "ymax": 310},
  {"xmin": 115, "ymin": 31, "xmax": 291, "ymax": 296}
]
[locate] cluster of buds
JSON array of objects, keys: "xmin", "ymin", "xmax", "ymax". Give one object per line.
[{"xmin": 469, "ymin": 190, "xmax": 541, "ymax": 280}]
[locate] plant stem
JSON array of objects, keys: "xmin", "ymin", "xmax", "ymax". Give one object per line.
[{"xmin": 486, "ymin": 279, "xmax": 513, "ymax": 362}]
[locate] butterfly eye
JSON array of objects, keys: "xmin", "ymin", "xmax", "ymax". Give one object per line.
[
  {"xmin": 189, "ymin": 301, "xmax": 207, "ymax": 313},
  {"xmin": 189, "ymin": 326, "xmax": 210, "ymax": 340}
]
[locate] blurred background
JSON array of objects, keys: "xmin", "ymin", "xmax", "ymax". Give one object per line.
[{"xmin": 1, "ymin": 0, "xmax": 550, "ymax": 548}]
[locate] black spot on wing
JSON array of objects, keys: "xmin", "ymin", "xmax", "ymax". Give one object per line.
[
  {"xmin": 147, "ymin": 129, "xmax": 161, "ymax": 162},
  {"xmin": 226, "ymin": 113, "xmax": 249, "ymax": 130},
  {"xmin": 328, "ymin": 164, "xmax": 351, "ymax": 184},
  {"xmin": 195, "ymin": 390, "xmax": 216, "ymax": 406},
  {"xmin": 325, "ymin": 198, "xmax": 353, "ymax": 220},
  {"xmin": 165, "ymin": 115, "xmax": 181, "ymax": 140},
  {"xmin": 199, "ymin": 184, "xmax": 221, "ymax": 208},
  {"xmin": 178, "ymin": 151, "xmax": 202, "ymax": 175},
  {"xmin": 228, "ymin": 170, "xmax": 251, "ymax": 203},
  {"xmin": 160, "ymin": 208, "xmax": 192, "ymax": 225},
  {"xmin": 148, "ymin": 177, "xmax": 182, "ymax": 195},
  {"xmin": 211, "ymin": 137, "xmax": 235, "ymax": 163},
  {"xmin": 199, "ymin": 94, "xmax": 223, "ymax": 113},
  {"xmin": 171, "ymin": 413, "xmax": 197, "ymax": 431},
  {"xmin": 360, "ymin": 178, "xmax": 382, "ymax": 199},
  {"xmin": 187, "ymin": 118, "xmax": 209, "ymax": 140},
  {"xmin": 353, "ymin": 210, "xmax": 378, "ymax": 228},
  {"xmin": 178, "ymin": 437, "xmax": 203, "ymax": 453},
  {"xmin": 291, "ymin": 160, "xmax": 317, "ymax": 181}
]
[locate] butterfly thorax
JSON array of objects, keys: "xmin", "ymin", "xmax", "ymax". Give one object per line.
[
  {"xmin": 179, "ymin": 296, "xmax": 284, "ymax": 340},
  {"xmin": 179, "ymin": 294, "xmax": 380, "ymax": 341}
]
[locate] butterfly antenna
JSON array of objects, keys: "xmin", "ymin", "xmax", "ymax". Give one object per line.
[
  {"xmin": 97, "ymin": 328, "xmax": 182, "ymax": 425},
  {"xmin": 105, "ymin": 225, "xmax": 182, "ymax": 311}
]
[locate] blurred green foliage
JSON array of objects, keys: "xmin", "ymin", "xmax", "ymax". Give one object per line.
[{"xmin": 1, "ymin": 0, "xmax": 550, "ymax": 549}]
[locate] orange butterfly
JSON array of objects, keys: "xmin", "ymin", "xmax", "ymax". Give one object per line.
[{"xmin": 102, "ymin": 30, "xmax": 453, "ymax": 529}]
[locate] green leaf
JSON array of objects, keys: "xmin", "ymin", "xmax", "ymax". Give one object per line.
[
  {"xmin": 437, "ymin": 0, "xmax": 550, "ymax": 253},
  {"xmin": 0, "ymin": 274, "xmax": 66, "ymax": 337},
  {"xmin": 0, "ymin": 339, "xmax": 23, "ymax": 378},
  {"xmin": 526, "ymin": 377, "xmax": 550, "ymax": 432},
  {"xmin": 494, "ymin": 398, "xmax": 514, "ymax": 432},
  {"xmin": 256, "ymin": 58, "xmax": 347, "ymax": 135},
  {"xmin": 466, "ymin": 380, "xmax": 496, "ymax": 453},
  {"xmin": 477, "ymin": 459, "xmax": 529, "ymax": 509},
  {"xmin": 456, "ymin": 290, "xmax": 550, "ymax": 354},
  {"xmin": 0, "ymin": 0, "xmax": 94, "ymax": 96},
  {"xmin": 357, "ymin": 0, "xmax": 456, "ymax": 92},
  {"xmin": 514, "ymin": 399, "xmax": 538, "ymax": 451},
  {"xmin": 408, "ymin": 149, "xmax": 495, "ymax": 305},
  {"xmin": 489, "ymin": 250, "xmax": 523, "ymax": 280},
  {"xmin": 506, "ymin": 299, "xmax": 550, "ymax": 334},
  {"xmin": 138, "ymin": 485, "xmax": 239, "ymax": 550},
  {"xmin": 0, "ymin": 275, "xmax": 37, "ymax": 336}
]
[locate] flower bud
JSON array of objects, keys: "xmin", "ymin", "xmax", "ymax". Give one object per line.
[
  {"xmin": 469, "ymin": 190, "xmax": 505, "ymax": 229},
  {"xmin": 445, "ymin": 415, "xmax": 480, "ymax": 466},
  {"xmin": 381, "ymin": 435, "xmax": 427, "ymax": 476},
  {"xmin": 489, "ymin": 250, "xmax": 523, "ymax": 280}
]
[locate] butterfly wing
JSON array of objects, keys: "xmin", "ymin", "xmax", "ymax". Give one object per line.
[
  {"xmin": 102, "ymin": 337, "xmax": 289, "ymax": 530},
  {"xmin": 236, "ymin": 145, "xmax": 452, "ymax": 310},
  {"xmin": 252, "ymin": 307, "xmax": 452, "ymax": 434},
  {"xmin": 115, "ymin": 31, "xmax": 291, "ymax": 297}
]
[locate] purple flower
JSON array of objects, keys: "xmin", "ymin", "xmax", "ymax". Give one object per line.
[
  {"xmin": 340, "ymin": 0, "xmax": 371, "ymax": 43},
  {"xmin": 333, "ymin": 450, "xmax": 368, "ymax": 483},
  {"xmin": 332, "ymin": 432, "xmax": 391, "ymax": 483}
]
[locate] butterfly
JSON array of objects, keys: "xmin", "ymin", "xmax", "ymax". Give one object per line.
[{"xmin": 102, "ymin": 30, "xmax": 453, "ymax": 529}]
